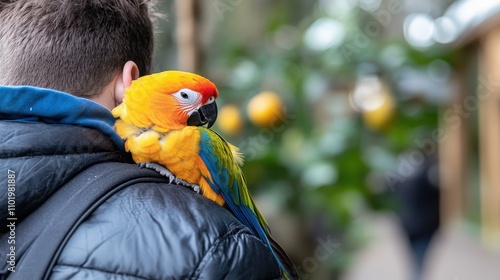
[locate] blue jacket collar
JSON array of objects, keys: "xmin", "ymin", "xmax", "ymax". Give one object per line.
[{"xmin": 0, "ymin": 85, "xmax": 124, "ymax": 151}]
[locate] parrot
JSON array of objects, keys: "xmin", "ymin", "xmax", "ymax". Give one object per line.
[{"xmin": 112, "ymin": 70, "xmax": 298, "ymax": 279}]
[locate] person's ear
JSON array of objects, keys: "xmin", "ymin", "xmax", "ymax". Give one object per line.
[{"xmin": 115, "ymin": 61, "xmax": 139, "ymax": 105}]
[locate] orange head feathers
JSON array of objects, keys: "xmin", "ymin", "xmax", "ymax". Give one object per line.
[{"xmin": 114, "ymin": 71, "xmax": 219, "ymax": 131}]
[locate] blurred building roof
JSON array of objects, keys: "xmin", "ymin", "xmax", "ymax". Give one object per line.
[{"xmin": 436, "ymin": 0, "xmax": 500, "ymax": 46}]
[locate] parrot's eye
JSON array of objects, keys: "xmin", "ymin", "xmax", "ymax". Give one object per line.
[
  {"xmin": 206, "ymin": 96, "xmax": 215, "ymax": 104},
  {"xmin": 174, "ymin": 88, "xmax": 200, "ymax": 103}
]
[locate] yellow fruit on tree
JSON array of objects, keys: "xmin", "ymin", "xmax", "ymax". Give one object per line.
[
  {"xmin": 247, "ymin": 91, "xmax": 284, "ymax": 128},
  {"xmin": 362, "ymin": 91, "xmax": 395, "ymax": 131},
  {"xmin": 217, "ymin": 104, "xmax": 244, "ymax": 136}
]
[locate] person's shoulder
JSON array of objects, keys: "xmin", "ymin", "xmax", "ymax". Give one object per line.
[
  {"xmin": 52, "ymin": 181, "xmax": 281, "ymax": 279},
  {"xmin": 105, "ymin": 181, "xmax": 244, "ymax": 235}
]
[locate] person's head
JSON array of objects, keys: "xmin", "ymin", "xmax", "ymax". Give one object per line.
[{"xmin": 0, "ymin": 0, "xmax": 158, "ymax": 109}]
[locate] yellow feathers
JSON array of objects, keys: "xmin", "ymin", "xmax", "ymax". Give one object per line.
[{"xmin": 229, "ymin": 143, "xmax": 244, "ymax": 166}]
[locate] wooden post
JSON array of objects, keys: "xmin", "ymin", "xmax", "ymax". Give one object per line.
[
  {"xmin": 438, "ymin": 61, "xmax": 469, "ymax": 227},
  {"xmin": 175, "ymin": 0, "xmax": 199, "ymax": 72},
  {"xmin": 479, "ymin": 27, "xmax": 500, "ymax": 249}
]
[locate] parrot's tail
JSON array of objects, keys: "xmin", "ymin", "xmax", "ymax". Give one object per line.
[{"xmin": 268, "ymin": 235, "xmax": 300, "ymax": 280}]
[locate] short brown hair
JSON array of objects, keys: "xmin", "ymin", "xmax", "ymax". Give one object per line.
[{"xmin": 0, "ymin": 0, "xmax": 157, "ymax": 97}]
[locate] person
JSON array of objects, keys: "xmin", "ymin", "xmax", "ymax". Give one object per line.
[
  {"xmin": 0, "ymin": 0, "xmax": 283, "ymax": 279},
  {"xmin": 393, "ymin": 153, "xmax": 440, "ymax": 280}
]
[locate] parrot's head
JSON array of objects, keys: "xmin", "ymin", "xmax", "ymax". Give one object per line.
[
  {"xmin": 164, "ymin": 71, "xmax": 219, "ymax": 129},
  {"xmin": 121, "ymin": 71, "xmax": 219, "ymax": 130}
]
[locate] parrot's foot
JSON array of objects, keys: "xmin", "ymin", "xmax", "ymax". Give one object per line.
[{"xmin": 138, "ymin": 162, "xmax": 201, "ymax": 194}]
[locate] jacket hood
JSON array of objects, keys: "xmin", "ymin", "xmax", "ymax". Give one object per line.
[{"xmin": 0, "ymin": 85, "xmax": 124, "ymax": 150}]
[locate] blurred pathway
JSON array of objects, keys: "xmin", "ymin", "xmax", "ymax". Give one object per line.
[
  {"xmin": 340, "ymin": 213, "xmax": 413, "ymax": 280},
  {"xmin": 341, "ymin": 213, "xmax": 500, "ymax": 280},
  {"xmin": 423, "ymin": 226, "xmax": 500, "ymax": 280}
]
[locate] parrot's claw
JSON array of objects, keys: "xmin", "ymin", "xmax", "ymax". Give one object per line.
[
  {"xmin": 138, "ymin": 162, "xmax": 202, "ymax": 194},
  {"xmin": 139, "ymin": 162, "xmax": 176, "ymax": 181}
]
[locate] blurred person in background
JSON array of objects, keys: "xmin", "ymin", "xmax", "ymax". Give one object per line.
[{"xmin": 393, "ymin": 153, "xmax": 440, "ymax": 280}]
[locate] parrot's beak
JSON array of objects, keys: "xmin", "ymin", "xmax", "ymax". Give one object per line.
[{"xmin": 187, "ymin": 102, "xmax": 218, "ymax": 128}]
